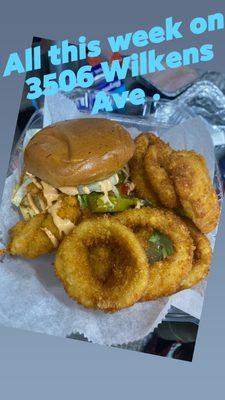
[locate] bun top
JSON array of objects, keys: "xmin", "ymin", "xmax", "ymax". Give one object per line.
[{"xmin": 24, "ymin": 118, "xmax": 135, "ymax": 187}]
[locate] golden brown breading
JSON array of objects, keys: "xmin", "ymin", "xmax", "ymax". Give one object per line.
[
  {"xmin": 89, "ymin": 245, "xmax": 114, "ymax": 283},
  {"xmin": 179, "ymin": 218, "xmax": 212, "ymax": 290},
  {"xmin": 115, "ymin": 207, "xmax": 194, "ymax": 300},
  {"xmin": 144, "ymin": 139, "xmax": 179, "ymax": 208},
  {"xmin": 0, "ymin": 248, "xmax": 6, "ymax": 257},
  {"xmin": 55, "ymin": 218, "xmax": 149, "ymax": 312},
  {"xmin": 169, "ymin": 150, "xmax": 220, "ymax": 233},
  {"xmin": 8, "ymin": 195, "xmax": 81, "ymax": 258},
  {"xmin": 8, "ymin": 214, "xmax": 59, "ymax": 258},
  {"xmin": 129, "ymin": 133, "xmax": 158, "ymax": 205}
]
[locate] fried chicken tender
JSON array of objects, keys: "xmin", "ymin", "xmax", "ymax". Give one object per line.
[
  {"xmin": 129, "ymin": 133, "xmax": 159, "ymax": 205},
  {"xmin": 55, "ymin": 218, "xmax": 149, "ymax": 312},
  {"xmin": 169, "ymin": 151, "xmax": 220, "ymax": 233},
  {"xmin": 115, "ymin": 208, "xmax": 194, "ymax": 300},
  {"xmin": 179, "ymin": 219, "xmax": 212, "ymax": 290},
  {"xmin": 8, "ymin": 195, "xmax": 81, "ymax": 258}
]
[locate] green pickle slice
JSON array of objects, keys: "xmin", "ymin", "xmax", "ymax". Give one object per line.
[{"xmin": 78, "ymin": 192, "xmax": 141, "ymax": 213}]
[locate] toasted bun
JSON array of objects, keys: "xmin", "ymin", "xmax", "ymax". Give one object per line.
[{"xmin": 24, "ymin": 118, "xmax": 135, "ymax": 187}]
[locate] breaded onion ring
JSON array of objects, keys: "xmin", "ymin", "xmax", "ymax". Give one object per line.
[
  {"xmin": 129, "ymin": 133, "xmax": 158, "ymax": 205},
  {"xmin": 115, "ymin": 207, "xmax": 194, "ymax": 300},
  {"xmin": 179, "ymin": 219, "xmax": 212, "ymax": 290},
  {"xmin": 169, "ymin": 150, "xmax": 220, "ymax": 233},
  {"xmin": 144, "ymin": 137, "xmax": 179, "ymax": 208},
  {"xmin": 54, "ymin": 218, "xmax": 149, "ymax": 312}
]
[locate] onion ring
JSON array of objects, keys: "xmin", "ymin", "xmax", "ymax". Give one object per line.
[
  {"xmin": 179, "ymin": 219, "xmax": 212, "ymax": 290},
  {"xmin": 129, "ymin": 133, "xmax": 159, "ymax": 205},
  {"xmin": 54, "ymin": 218, "xmax": 149, "ymax": 312},
  {"xmin": 169, "ymin": 150, "xmax": 220, "ymax": 233},
  {"xmin": 144, "ymin": 137, "xmax": 179, "ymax": 208},
  {"xmin": 115, "ymin": 207, "xmax": 194, "ymax": 300}
]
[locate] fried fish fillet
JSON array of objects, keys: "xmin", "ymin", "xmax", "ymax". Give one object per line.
[{"xmin": 8, "ymin": 195, "xmax": 81, "ymax": 258}]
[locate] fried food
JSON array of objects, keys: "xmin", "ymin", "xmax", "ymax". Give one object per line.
[
  {"xmin": 8, "ymin": 195, "xmax": 81, "ymax": 258},
  {"xmin": 129, "ymin": 133, "xmax": 158, "ymax": 205},
  {"xmin": 144, "ymin": 136, "xmax": 179, "ymax": 208},
  {"xmin": 169, "ymin": 150, "xmax": 220, "ymax": 233},
  {"xmin": 8, "ymin": 214, "xmax": 59, "ymax": 258},
  {"xmin": 179, "ymin": 219, "xmax": 212, "ymax": 290},
  {"xmin": 0, "ymin": 248, "xmax": 6, "ymax": 257},
  {"xmin": 89, "ymin": 245, "xmax": 114, "ymax": 283},
  {"xmin": 54, "ymin": 218, "xmax": 149, "ymax": 312},
  {"xmin": 115, "ymin": 207, "xmax": 194, "ymax": 300},
  {"xmin": 130, "ymin": 132, "xmax": 220, "ymax": 233}
]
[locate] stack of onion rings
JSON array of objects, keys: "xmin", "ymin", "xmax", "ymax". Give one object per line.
[
  {"xmin": 115, "ymin": 207, "xmax": 194, "ymax": 300},
  {"xmin": 130, "ymin": 132, "xmax": 220, "ymax": 234}
]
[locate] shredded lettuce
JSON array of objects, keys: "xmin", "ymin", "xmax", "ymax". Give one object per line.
[{"xmin": 11, "ymin": 176, "xmax": 32, "ymax": 207}]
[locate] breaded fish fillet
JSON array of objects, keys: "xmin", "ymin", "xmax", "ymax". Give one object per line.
[{"xmin": 8, "ymin": 195, "xmax": 81, "ymax": 258}]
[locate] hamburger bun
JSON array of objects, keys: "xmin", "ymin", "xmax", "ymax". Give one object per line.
[{"xmin": 24, "ymin": 118, "xmax": 135, "ymax": 187}]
